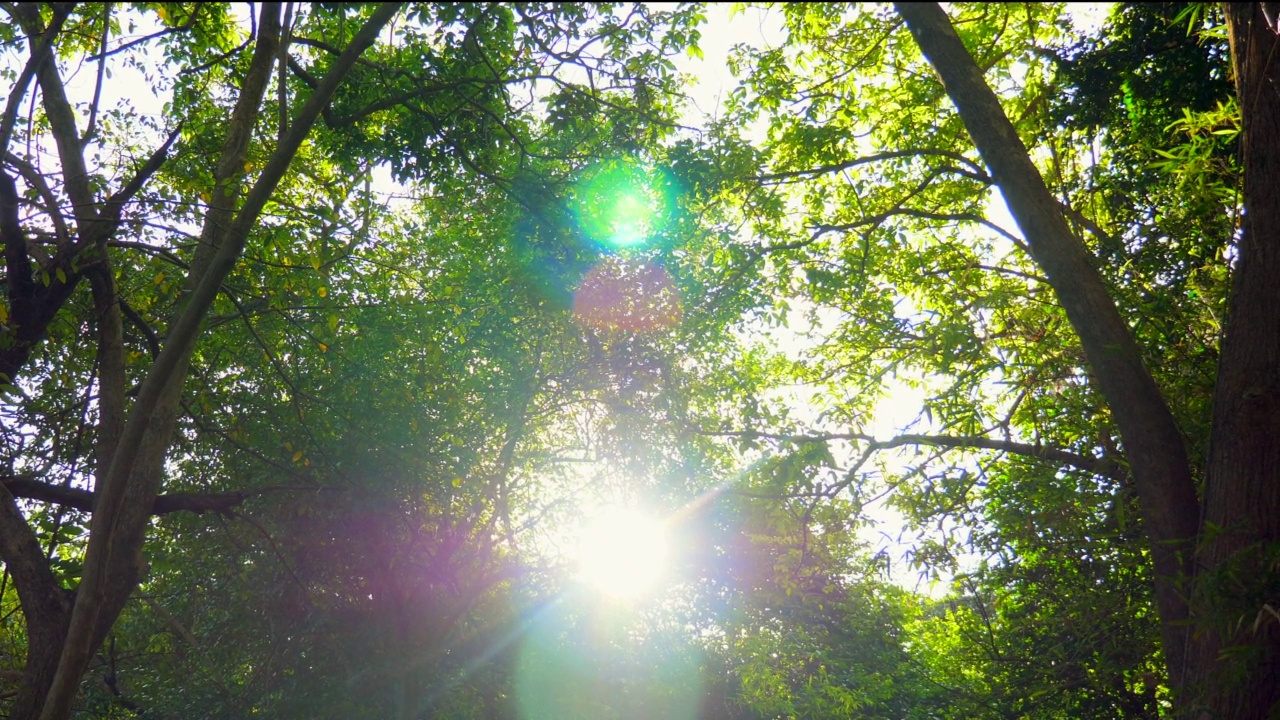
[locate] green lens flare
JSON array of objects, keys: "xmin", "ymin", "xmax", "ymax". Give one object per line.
[
  {"xmin": 514, "ymin": 598, "xmax": 702, "ymax": 720},
  {"xmin": 609, "ymin": 191, "xmax": 651, "ymax": 247},
  {"xmin": 572, "ymin": 160, "xmax": 673, "ymax": 250}
]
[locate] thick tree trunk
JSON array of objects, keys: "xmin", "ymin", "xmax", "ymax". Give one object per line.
[
  {"xmin": 0, "ymin": 488, "xmax": 70, "ymax": 719},
  {"xmin": 895, "ymin": 0, "xmax": 1203, "ymax": 699},
  {"xmin": 1185, "ymin": 4, "xmax": 1280, "ymax": 718}
]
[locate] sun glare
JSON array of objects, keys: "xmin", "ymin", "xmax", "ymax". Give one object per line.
[
  {"xmin": 608, "ymin": 190, "xmax": 652, "ymax": 247},
  {"xmin": 575, "ymin": 506, "xmax": 670, "ymax": 600},
  {"xmin": 571, "ymin": 160, "xmax": 674, "ymax": 250}
]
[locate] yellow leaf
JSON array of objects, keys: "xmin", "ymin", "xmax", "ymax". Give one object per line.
[
  {"xmin": 317, "ymin": 286, "xmax": 328, "ymax": 298},
  {"xmin": 0, "ymin": 303, "xmax": 7, "ymax": 324},
  {"xmin": 310, "ymin": 256, "xmax": 321, "ymax": 271},
  {"xmin": 292, "ymin": 450, "xmax": 303, "ymax": 462},
  {"xmin": 451, "ymin": 478, "xmax": 462, "ymax": 488},
  {"xmin": 317, "ymin": 342, "xmax": 328, "ymax": 352},
  {"xmin": 153, "ymin": 272, "xmax": 165, "ymax": 285},
  {"xmin": 200, "ymin": 191, "xmax": 210, "ymax": 203},
  {"xmin": 244, "ymin": 161, "xmax": 254, "ymax": 172}
]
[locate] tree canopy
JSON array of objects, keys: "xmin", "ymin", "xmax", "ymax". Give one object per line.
[{"xmin": 1, "ymin": 2, "xmax": 1278, "ymax": 719}]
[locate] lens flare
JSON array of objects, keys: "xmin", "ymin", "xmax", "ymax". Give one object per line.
[
  {"xmin": 514, "ymin": 598, "xmax": 702, "ymax": 720},
  {"xmin": 572, "ymin": 257, "xmax": 681, "ymax": 333},
  {"xmin": 571, "ymin": 160, "xmax": 674, "ymax": 250}
]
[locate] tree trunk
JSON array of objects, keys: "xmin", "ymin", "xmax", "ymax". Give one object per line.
[
  {"xmin": 895, "ymin": 0, "xmax": 1203, "ymax": 700},
  {"xmin": 1185, "ymin": 4, "xmax": 1280, "ymax": 718},
  {"xmin": 0, "ymin": 5, "xmax": 405, "ymax": 719},
  {"xmin": 0, "ymin": 488, "xmax": 70, "ymax": 719}
]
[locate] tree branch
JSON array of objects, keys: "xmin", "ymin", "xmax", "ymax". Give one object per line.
[
  {"xmin": 701, "ymin": 429, "xmax": 1126, "ymax": 481},
  {"xmin": 81, "ymin": 3, "xmax": 111, "ymax": 148},
  {"xmin": 87, "ymin": 260, "xmax": 126, "ymax": 483},
  {"xmin": 95, "ymin": 123, "xmax": 183, "ymax": 235},
  {"xmin": 1, "ymin": 476, "xmax": 246, "ymax": 517},
  {"xmin": 756, "ymin": 148, "xmax": 988, "ymax": 184},
  {"xmin": 12, "ymin": 3, "xmax": 96, "ymax": 221},
  {"xmin": 0, "ymin": 3, "xmax": 72, "ymax": 152},
  {"xmin": 4, "ymin": 150, "xmax": 70, "ymax": 249},
  {"xmin": 811, "ymin": 207, "xmax": 1027, "ymax": 251}
]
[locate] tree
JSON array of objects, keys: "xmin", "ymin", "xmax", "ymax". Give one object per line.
[
  {"xmin": 0, "ymin": 3, "xmax": 702, "ymax": 718},
  {"xmin": 1, "ymin": 6, "xmax": 399, "ymax": 717},
  {"xmin": 896, "ymin": 3, "xmax": 1280, "ymax": 715},
  {"xmin": 703, "ymin": 2, "xmax": 1277, "ymax": 717}
]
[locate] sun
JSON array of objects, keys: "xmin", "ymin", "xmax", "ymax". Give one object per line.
[{"xmin": 575, "ymin": 506, "xmax": 670, "ymax": 600}]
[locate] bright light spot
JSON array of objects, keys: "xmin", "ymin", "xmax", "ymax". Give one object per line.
[
  {"xmin": 576, "ymin": 507, "xmax": 669, "ymax": 599},
  {"xmin": 610, "ymin": 191, "xmax": 651, "ymax": 247},
  {"xmin": 571, "ymin": 160, "xmax": 673, "ymax": 250}
]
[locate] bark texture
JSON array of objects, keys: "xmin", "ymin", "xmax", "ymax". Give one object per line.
[{"xmin": 1186, "ymin": 4, "xmax": 1280, "ymax": 718}]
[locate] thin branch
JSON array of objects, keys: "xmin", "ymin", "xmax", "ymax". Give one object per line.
[
  {"xmin": 87, "ymin": 9, "xmax": 199, "ymax": 63},
  {"xmin": 756, "ymin": 148, "xmax": 987, "ymax": 183},
  {"xmin": 82, "ymin": 3, "xmax": 111, "ymax": 148},
  {"xmin": 177, "ymin": 38, "xmax": 251, "ymax": 76},
  {"xmin": 92, "ymin": 122, "xmax": 184, "ymax": 240},
  {"xmin": 701, "ymin": 428, "xmax": 1126, "ymax": 480},
  {"xmin": 118, "ymin": 300, "xmax": 161, "ymax": 359},
  {"xmin": 1059, "ymin": 200, "xmax": 1119, "ymax": 250},
  {"xmin": 811, "ymin": 207, "xmax": 1028, "ymax": 252},
  {"xmin": 277, "ymin": 2, "xmax": 293, "ymax": 143},
  {"xmin": 140, "ymin": 597, "xmax": 196, "ymax": 646},
  {"xmin": 3, "ymin": 150, "xmax": 70, "ymax": 248},
  {"xmin": 0, "ymin": 3, "xmax": 73, "ymax": 152}
]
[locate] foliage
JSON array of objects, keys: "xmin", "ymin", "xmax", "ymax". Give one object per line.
[{"xmin": 2, "ymin": 1, "xmax": 1276, "ymax": 718}]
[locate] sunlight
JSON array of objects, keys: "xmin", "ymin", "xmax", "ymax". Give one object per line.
[
  {"xmin": 571, "ymin": 160, "xmax": 671, "ymax": 249},
  {"xmin": 607, "ymin": 190, "xmax": 652, "ymax": 247},
  {"xmin": 575, "ymin": 506, "xmax": 670, "ymax": 600}
]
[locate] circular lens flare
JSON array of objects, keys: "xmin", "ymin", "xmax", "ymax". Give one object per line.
[
  {"xmin": 572, "ymin": 257, "xmax": 681, "ymax": 333},
  {"xmin": 571, "ymin": 160, "xmax": 673, "ymax": 250},
  {"xmin": 609, "ymin": 191, "xmax": 651, "ymax": 247},
  {"xmin": 576, "ymin": 507, "xmax": 669, "ymax": 600}
]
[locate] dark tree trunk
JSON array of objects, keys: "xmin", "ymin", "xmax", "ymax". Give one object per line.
[
  {"xmin": 0, "ymin": 4, "xmax": 403, "ymax": 718},
  {"xmin": 1185, "ymin": 4, "xmax": 1280, "ymax": 718},
  {"xmin": 895, "ymin": 0, "xmax": 1202, "ymax": 700},
  {"xmin": 0, "ymin": 488, "xmax": 70, "ymax": 720}
]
